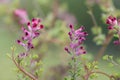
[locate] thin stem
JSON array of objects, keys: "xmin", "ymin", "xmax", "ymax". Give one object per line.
[
  {"xmin": 88, "ymin": 9, "xmax": 98, "ymax": 27},
  {"xmin": 83, "ymin": 64, "xmax": 89, "ymax": 80},
  {"xmin": 89, "ymin": 71, "xmax": 115, "ymax": 80},
  {"xmin": 50, "ymin": 0, "xmax": 59, "ymax": 27},
  {"xmin": 73, "ymin": 57, "xmax": 76, "ymax": 80},
  {"xmin": 83, "ymin": 62, "xmax": 115, "ymax": 80},
  {"xmin": 83, "ymin": 69, "xmax": 115, "ymax": 80},
  {"xmin": 108, "ymin": 58, "xmax": 120, "ymax": 67},
  {"xmin": 70, "ymin": 56, "xmax": 77, "ymax": 80},
  {"xmin": 11, "ymin": 48, "xmax": 38, "ymax": 80}
]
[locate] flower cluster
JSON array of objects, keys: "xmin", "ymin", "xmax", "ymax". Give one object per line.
[
  {"xmin": 106, "ymin": 16, "xmax": 120, "ymax": 45},
  {"xmin": 65, "ymin": 24, "xmax": 88, "ymax": 56},
  {"xmin": 106, "ymin": 16, "xmax": 118, "ymax": 30},
  {"xmin": 14, "ymin": 9, "xmax": 29, "ymax": 24},
  {"xmin": 17, "ymin": 18, "xmax": 44, "ymax": 58}
]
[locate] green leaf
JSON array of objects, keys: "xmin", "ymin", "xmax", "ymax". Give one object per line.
[
  {"xmin": 90, "ymin": 73, "xmax": 98, "ymax": 79},
  {"xmin": 6, "ymin": 53, "xmax": 12, "ymax": 59},
  {"xmin": 108, "ymin": 55, "xmax": 113, "ymax": 60},
  {"xmin": 108, "ymin": 63, "xmax": 114, "ymax": 67},
  {"xmin": 91, "ymin": 27, "xmax": 102, "ymax": 35},
  {"xmin": 35, "ymin": 60, "xmax": 43, "ymax": 67},
  {"xmin": 10, "ymin": 46, "xmax": 16, "ymax": 51},
  {"xmin": 32, "ymin": 54, "xmax": 39, "ymax": 59},
  {"xmin": 94, "ymin": 65, "xmax": 98, "ymax": 69},
  {"xmin": 114, "ymin": 34, "xmax": 119, "ymax": 38},
  {"xmin": 103, "ymin": 55, "xmax": 109, "ymax": 60},
  {"xmin": 64, "ymin": 77, "xmax": 68, "ymax": 80},
  {"xmin": 93, "ymin": 34, "xmax": 105, "ymax": 45}
]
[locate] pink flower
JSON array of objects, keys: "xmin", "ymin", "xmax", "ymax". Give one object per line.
[
  {"xmin": 65, "ymin": 24, "xmax": 87, "ymax": 56},
  {"xmin": 64, "ymin": 47, "xmax": 71, "ymax": 54},
  {"xmin": 106, "ymin": 16, "xmax": 120, "ymax": 45},
  {"xmin": 18, "ymin": 53, "xmax": 28, "ymax": 59},
  {"xmin": 17, "ymin": 40, "xmax": 26, "ymax": 47},
  {"xmin": 113, "ymin": 40, "xmax": 120, "ymax": 45},
  {"xmin": 75, "ymin": 46, "xmax": 86, "ymax": 56},
  {"xmin": 106, "ymin": 16, "xmax": 117, "ymax": 30},
  {"xmin": 17, "ymin": 18, "xmax": 44, "ymax": 52},
  {"xmin": 14, "ymin": 9, "xmax": 29, "ymax": 24},
  {"xmin": 106, "ymin": 16, "xmax": 117, "ymax": 26}
]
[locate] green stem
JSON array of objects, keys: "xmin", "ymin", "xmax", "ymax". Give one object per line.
[
  {"xmin": 88, "ymin": 9, "xmax": 98, "ymax": 27},
  {"xmin": 72, "ymin": 56, "xmax": 76, "ymax": 80}
]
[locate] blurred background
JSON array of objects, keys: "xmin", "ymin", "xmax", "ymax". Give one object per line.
[{"xmin": 0, "ymin": 0, "xmax": 120, "ymax": 80}]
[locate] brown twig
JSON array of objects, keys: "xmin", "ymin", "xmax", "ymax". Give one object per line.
[
  {"xmin": 87, "ymin": 7, "xmax": 114, "ymax": 61},
  {"xmin": 83, "ymin": 64, "xmax": 89, "ymax": 80},
  {"xmin": 83, "ymin": 62, "xmax": 115, "ymax": 80},
  {"xmin": 89, "ymin": 71, "xmax": 115, "ymax": 80},
  {"xmin": 95, "ymin": 33, "xmax": 113, "ymax": 61},
  {"xmin": 50, "ymin": 0, "xmax": 59, "ymax": 28},
  {"xmin": 11, "ymin": 48, "xmax": 38, "ymax": 80},
  {"xmin": 83, "ymin": 68, "xmax": 115, "ymax": 80}
]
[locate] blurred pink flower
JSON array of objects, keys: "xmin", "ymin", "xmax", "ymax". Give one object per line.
[
  {"xmin": 14, "ymin": 9, "xmax": 29, "ymax": 24},
  {"xmin": 0, "ymin": 0, "xmax": 10, "ymax": 4},
  {"xmin": 113, "ymin": 40, "xmax": 120, "ymax": 45},
  {"xmin": 57, "ymin": 12, "xmax": 77, "ymax": 26},
  {"xmin": 106, "ymin": 16, "xmax": 120, "ymax": 45},
  {"xmin": 106, "ymin": 16, "xmax": 116, "ymax": 25}
]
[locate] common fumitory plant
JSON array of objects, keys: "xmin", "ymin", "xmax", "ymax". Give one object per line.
[
  {"xmin": 65, "ymin": 24, "xmax": 88, "ymax": 56},
  {"xmin": 11, "ymin": 18, "xmax": 44, "ymax": 80},
  {"xmin": 106, "ymin": 15, "xmax": 120, "ymax": 45},
  {"xmin": 64, "ymin": 24, "xmax": 88, "ymax": 80},
  {"xmin": 17, "ymin": 18, "xmax": 44, "ymax": 57}
]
